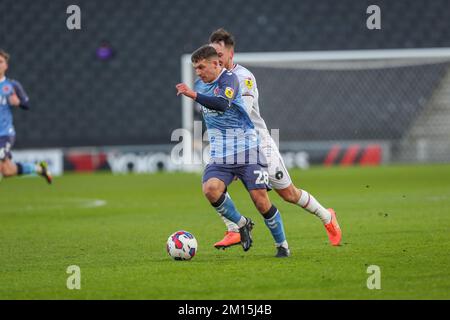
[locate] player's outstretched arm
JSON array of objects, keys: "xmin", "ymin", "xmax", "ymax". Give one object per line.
[{"xmin": 176, "ymin": 83, "xmax": 228, "ymax": 112}]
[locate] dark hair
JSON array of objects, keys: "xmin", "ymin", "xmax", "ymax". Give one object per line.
[
  {"xmin": 191, "ymin": 45, "xmax": 218, "ymax": 63},
  {"xmin": 209, "ymin": 28, "xmax": 235, "ymax": 48},
  {"xmin": 0, "ymin": 49, "xmax": 10, "ymax": 62}
]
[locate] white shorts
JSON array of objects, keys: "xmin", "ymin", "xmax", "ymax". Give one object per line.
[{"xmin": 260, "ymin": 138, "xmax": 292, "ymax": 190}]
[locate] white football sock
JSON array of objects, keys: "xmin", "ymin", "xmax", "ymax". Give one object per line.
[
  {"xmin": 297, "ymin": 189, "xmax": 332, "ymax": 224},
  {"xmin": 220, "ymin": 216, "xmax": 240, "ymax": 232},
  {"xmin": 276, "ymin": 240, "xmax": 289, "ymax": 249},
  {"xmin": 217, "ymin": 192, "xmax": 241, "ymax": 232},
  {"xmin": 237, "ymin": 216, "xmax": 248, "ymax": 228}
]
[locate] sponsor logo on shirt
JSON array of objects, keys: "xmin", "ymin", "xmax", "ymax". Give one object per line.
[
  {"xmin": 202, "ymin": 106, "xmax": 219, "ymax": 115},
  {"xmin": 2, "ymin": 84, "xmax": 12, "ymax": 95},
  {"xmin": 245, "ymin": 78, "xmax": 253, "ymax": 89},
  {"xmin": 225, "ymin": 87, "xmax": 234, "ymax": 99}
]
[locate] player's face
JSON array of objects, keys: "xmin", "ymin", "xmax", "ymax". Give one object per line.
[
  {"xmin": 211, "ymin": 42, "xmax": 233, "ymax": 70},
  {"xmin": 0, "ymin": 56, "xmax": 7, "ymax": 76},
  {"xmin": 193, "ymin": 58, "xmax": 219, "ymax": 83}
]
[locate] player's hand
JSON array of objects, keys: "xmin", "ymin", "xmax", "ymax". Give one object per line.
[
  {"xmin": 8, "ymin": 93, "xmax": 21, "ymax": 107},
  {"xmin": 176, "ymin": 83, "xmax": 197, "ymax": 100}
]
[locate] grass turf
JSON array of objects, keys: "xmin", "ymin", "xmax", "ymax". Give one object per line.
[{"xmin": 0, "ymin": 164, "xmax": 449, "ymax": 299}]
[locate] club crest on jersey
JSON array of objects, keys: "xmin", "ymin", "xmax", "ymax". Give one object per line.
[
  {"xmin": 275, "ymin": 170, "xmax": 284, "ymax": 180},
  {"xmin": 213, "ymin": 87, "xmax": 220, "ymax": 96},
  {"xmin": 2, "ymin": 84, "xmax": 12, "ymax": 95},
  {"xmin": 245, "ymin": 78, "xmax": 253, "ymax": 89},
  {"xmin": 225, "ymin": 87, "xmax": 234, "ymax": 99}
]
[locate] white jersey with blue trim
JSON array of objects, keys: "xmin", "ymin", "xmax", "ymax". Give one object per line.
[
  {"xmin": 232, "ymin": 64, "xmax": 294, "ymax": 189},
  {"xmin": 194, "ymin": 68, "xmax": 258, "ymax": 159},
  {"xmin": 232, "ymin": 64, "xmax": 279, "ymax": 155},
  {"xmin": 231, "ymin": 64, "xmax": 269, "ymax": 133},
  {"xmin": 0, "ymin": 77, "xmax": 16, "ymax": 136}
]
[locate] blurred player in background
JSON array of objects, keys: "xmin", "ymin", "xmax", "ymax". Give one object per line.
[
  {"xmin": 0, "ymin": 49, "xmax": 52, "ymax": 183},
  {"xmin": 208, "ymin": 29, "xmax": 341, "ymax": 248},
  {"xmin": 176, "ymin": 45, "xmax": 291, "ymax": 257}
]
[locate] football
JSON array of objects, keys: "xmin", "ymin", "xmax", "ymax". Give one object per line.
[{"xmin": 166, "ymin": 230, "xmax": 198, "ymax": 260}]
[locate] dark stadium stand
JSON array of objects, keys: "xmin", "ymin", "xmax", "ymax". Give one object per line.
[{"xmin": 1, "ymin": 0, "xmax": 450, "ymax": 148}]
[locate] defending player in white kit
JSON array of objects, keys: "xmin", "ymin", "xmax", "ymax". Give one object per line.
[
  {"xmin": 231, "ymin": 63, "xmax": 292, "ymax": 190},
  {"xmin": 208, "ymin": 29, "xmax": 342, "ymax": 249}
]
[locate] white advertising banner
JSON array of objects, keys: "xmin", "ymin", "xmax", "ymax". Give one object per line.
[{"xmin": 12, "ymin": 149, "xmax": 64, "ymax": 176}]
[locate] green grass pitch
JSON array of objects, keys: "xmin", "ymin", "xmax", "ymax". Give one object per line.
[{"xmin": 1, "ymin": 164, "xmax": 449, "ymax": 299}]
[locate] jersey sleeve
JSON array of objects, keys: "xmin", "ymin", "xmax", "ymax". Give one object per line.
[
  {"xmin": 11, "ymin": 79, "xmax": 30, "ymax": 109},
  {"xmin": 217, "ymin": 72, "xmax": 240, "ymax": 106},
  {"xmin": 237, "ymin": 69, "xmax": 256, "ymax": 98}
]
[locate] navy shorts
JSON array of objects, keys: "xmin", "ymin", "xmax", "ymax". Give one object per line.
[
  {"xmin": 203, "ymin": 163, "xmax": 270, "ymax": 191},
  {"xmin": 0, "ymin": 136, "xmax": 15, "ymax": 161}
]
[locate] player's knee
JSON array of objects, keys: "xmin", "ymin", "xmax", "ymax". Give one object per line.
[{"xmin": 202, "ymin": 180, "xmax": 224, "ymax": 203}]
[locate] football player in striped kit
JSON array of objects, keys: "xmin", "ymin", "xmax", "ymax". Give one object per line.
[
  {"xmin": 208, "ymin": 29, "xmax": 341, "ymax": 249},
  {"xmin": 177, "ymin": 45, "xmax": 291, "ymax": 257}
]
